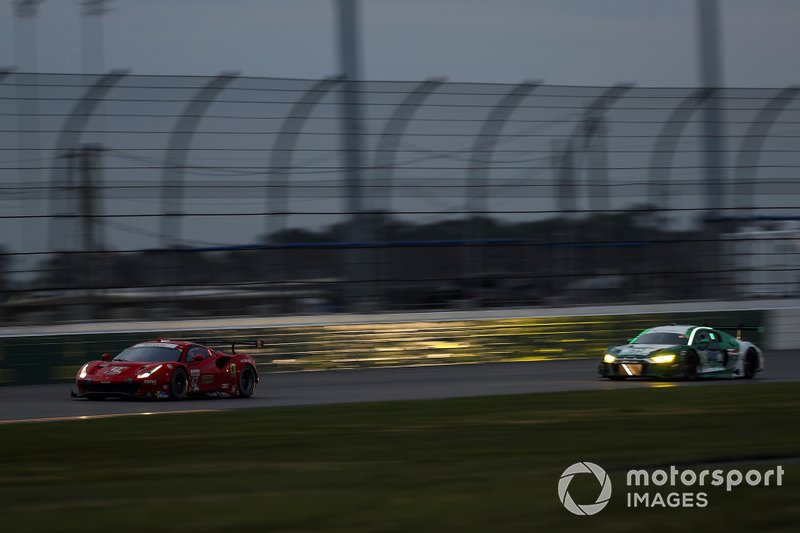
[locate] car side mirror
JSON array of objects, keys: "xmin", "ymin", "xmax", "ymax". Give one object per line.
[
  {"xmin": 193, "ymin": 354, "xmax": 204, "ymax": 362},
  {"xmin": 101, "ymin": 353, "xmax": 111, "ymax": 361}
]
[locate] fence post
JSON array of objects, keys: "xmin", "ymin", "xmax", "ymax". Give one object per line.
[
  {"xmin": 734, "ymin": 86, "xmax": 800, "ymax": 216},
  {"xmin": 160, "ymin": 72, "xmax": 238, "ymax": 248},
  {"xmin": 49, "ymin": 70, "xmax": 127, "ymax": 252},
  {"xmin": 464, "ymin": 81, "xmax": 540, "ymax": 302}
]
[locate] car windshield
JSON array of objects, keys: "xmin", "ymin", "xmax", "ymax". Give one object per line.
[
  {"xmin": 113, "ymin": 343, "xmax": 182, "ymax": 362},
  {"xmin": 632, "ymin": 332, "xmax": 688, "ymax": 345}
]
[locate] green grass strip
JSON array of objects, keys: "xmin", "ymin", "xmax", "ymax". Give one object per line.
[{"xmin": 0, "ymin": 382, "xmax": 797, "ymax": 532}]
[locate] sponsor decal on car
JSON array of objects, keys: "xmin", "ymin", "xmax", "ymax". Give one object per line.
[{"xmin": 202, "ymin": 375, "xmax": 213, "ymax": 384}]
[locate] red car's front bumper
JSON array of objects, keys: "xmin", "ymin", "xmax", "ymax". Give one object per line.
[{"xmin": 73, "ymin": 378, "xmax": 171, "ymax": 399}]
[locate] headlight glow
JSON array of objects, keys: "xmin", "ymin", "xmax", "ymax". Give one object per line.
[
  {"xmin": 78, "ymin": 363, "xmax": 89, "ymax": 379},
  {"xmin": 603, "ymin": 354, "xmax": 616, "ymax": 363},
  {"xmin": 650, "ymin": 353, "xmax": 676, "ymax": 364},
  {"xmin": 137, "ymin": 364, "xmax": 162, "ymax": 379}
]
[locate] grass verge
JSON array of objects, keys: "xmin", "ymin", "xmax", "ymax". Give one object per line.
[{"xmin": 0, "ymin": 382, "xmax": 797, "ymax": 532}]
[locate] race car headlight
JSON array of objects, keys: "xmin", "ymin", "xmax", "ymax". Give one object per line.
[
  {"xmin": 78, "ymin": 363, "xmax": 89, "ymax": 379},
  {"xmin": 650, "ymin": 353, "xmax": 676, "ymax": 364},
  {"xmin": 602, "ymin": 354, "xmax": 616, "ymax": 363},
  {"xmin": 136, "ymin": 364, "xmax": 162, "ymax": 379}
]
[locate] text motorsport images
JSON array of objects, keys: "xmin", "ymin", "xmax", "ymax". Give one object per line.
[{"xmin": 557, "ymin": 461, "xmax": 785, "ymax": 515}]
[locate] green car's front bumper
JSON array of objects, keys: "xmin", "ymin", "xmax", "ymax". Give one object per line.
[{"xmin": 598, "ymin": 358, "xmax": 684, "ymax": 379}]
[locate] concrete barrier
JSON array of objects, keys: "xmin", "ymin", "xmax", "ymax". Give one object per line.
[
  {"xmin": 767, "ymin": 307, "xmax": 800, "ymax": 350},
  {"xmin": 0, "ymin": 300, "xmax": 785, "ymax": 384}
]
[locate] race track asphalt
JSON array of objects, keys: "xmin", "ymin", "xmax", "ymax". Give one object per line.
[{"xmin": 0, "ymin": 352, "xmax": 797, "ymax": 423}]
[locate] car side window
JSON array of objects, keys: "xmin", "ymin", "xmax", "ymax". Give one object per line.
[
  {"xmin": 186, "ymin": 346, "xmax": 210, "ymax": 363},
  {"xmin": 695, "ymin": 331, "xmax": 709, "ymax": 344}
]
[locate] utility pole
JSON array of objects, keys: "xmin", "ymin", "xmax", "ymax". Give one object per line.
[
  {"xmin": 553, "ymin": 139, "xmax": 576, "ymax": 298},
  {"xmin": 13, "ymin": 0, "xmax": 43, "ymax": 72},
  {"xmin": 336, "ymin": 0, "xmax": 368, "ymax": 311},
  {"xmin": 63, "ymin": 148, "xmax": 79, "ymax": 252},
  {"xmin": 697, "ymin": 0, "xmax": 727, "ymax": 299},
  {"xmin": 697, "ymin": 0, "xmax": 725, "ymax": 218},
  {"xmin": 13, "ymin": 0, "xmax": 44, "ymax": 262},
  {"xmin": 78, "ymin": 144, "xmax": 103, "ymax": 319},
  {"xmin": 81, "ymin": 0, "xmax": 109, "ymax": 74},
  {"xmin": 79, "ymin": 144, "xmax": 102, "ymax": 253}
]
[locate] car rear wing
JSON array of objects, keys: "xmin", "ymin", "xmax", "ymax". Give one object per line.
[{"xmin": 185, "ymin": 338, "xmax": 264, "ymax": 354}]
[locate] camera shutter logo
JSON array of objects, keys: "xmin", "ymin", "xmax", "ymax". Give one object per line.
[{"xmin": 558, "ymin": 462, "xmax": 612, "ymax": 515}]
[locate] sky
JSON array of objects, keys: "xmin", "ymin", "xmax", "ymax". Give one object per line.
[
  {"xmin": 1, "ymin": 0, "xmax": 799, "ymax": 259},
  {"xmin": 1, "ymin": 0, "xmax": 799, "ymax": 88}
]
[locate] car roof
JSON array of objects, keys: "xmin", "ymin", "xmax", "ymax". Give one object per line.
[
  {"xmin": 132, "ymin": 340, "xmax": 195, "ymax": 349},
  {"xmin": 645, "ymin": 325, "xmax": 705, "ymax": 335}
]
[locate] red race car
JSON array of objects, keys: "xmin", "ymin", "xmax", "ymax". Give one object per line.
[{"xmin": 72, "ymin": 339, "xmax": 261, "ymax": 400}]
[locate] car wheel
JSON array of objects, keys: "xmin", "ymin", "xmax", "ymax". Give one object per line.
[
  {"xmin": 170, "ymin": 368, "xmax": 188, "ymax": 400},
  {"xmin": 237, "ymin": 365, "xmax": 256, "ymax": 398},
  {"xmin": 684, "ymin": 351, "xmax": 699, "ymax": 381},
  {"xmin": 743, "ymin": 350, "xmax": 758, "ymax": 379}
]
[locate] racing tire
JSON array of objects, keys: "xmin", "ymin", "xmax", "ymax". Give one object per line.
[
  {"xmin": 237, "ymin": 365, "xmax": 256, "ymax": 398},
  {"xmin": 743, "ymin": 350, "xmax": 758, "ymax": 379},
  {"xmin": 170, "ymin": 367, "xmax": 188, "ymax": 400},
  {"xmin": 684, "ymin": 351, "xmax": 699, "ymax": 381}
]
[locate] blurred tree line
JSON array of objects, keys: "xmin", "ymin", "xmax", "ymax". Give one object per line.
[{"xmin": 4, "ymin": 208, "xmax": 724, "ymax": 321}]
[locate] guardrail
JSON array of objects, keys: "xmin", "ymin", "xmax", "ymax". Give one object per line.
[{"xmin": 0, "ymin": 303, "xmax": 769, "ymax": 384}]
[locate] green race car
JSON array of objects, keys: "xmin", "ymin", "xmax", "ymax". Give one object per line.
[{"xmin": 598, "ymin": 325, "xmax": 764, "ymax": 380}]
